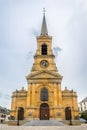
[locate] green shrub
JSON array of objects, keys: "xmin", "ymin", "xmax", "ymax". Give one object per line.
[{"xmin": 80, "ymin": 111, "xmax": 87, "ymax": 121}]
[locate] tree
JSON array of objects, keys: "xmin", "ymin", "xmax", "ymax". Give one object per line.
[{"xmin": 80, "ymin": 111, "xmax": 87, "ymax": 121}]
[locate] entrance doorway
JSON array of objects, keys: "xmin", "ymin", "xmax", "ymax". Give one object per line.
[
  {"xmin": 18, "ymin": 107, "xmax": 24, "ymax": 120},
  {"xmin": 40, "ymin": 103, "xmax": 49, "ymax": 120},
  {"xmin": 65, "ymin": 107, "xmax": 72, "ymax": 120}
]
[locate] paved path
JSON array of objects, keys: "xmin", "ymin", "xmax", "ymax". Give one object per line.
[
  {"xmin": 0, "ymin": 124, "xmax": 87, "ymax": 130},
  {"xmin": 23, "ymin": 120, "xmax": 66, "ymax": 126}
]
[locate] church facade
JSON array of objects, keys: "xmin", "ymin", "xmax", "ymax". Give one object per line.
[{"xmin": 10, "ymin": 13, "xmax": 79, "ymax": 120}]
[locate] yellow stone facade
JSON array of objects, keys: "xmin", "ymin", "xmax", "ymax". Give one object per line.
[{"xmin": 10, "ymin": 13, "xmax": 79, "ymax": 120}]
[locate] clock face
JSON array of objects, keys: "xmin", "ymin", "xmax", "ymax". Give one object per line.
[{"xmin": 40, "ymin": 60, "xmax": 49, "ymax": 68}]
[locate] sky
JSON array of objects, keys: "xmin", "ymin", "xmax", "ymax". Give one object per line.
[{"xmin": 0, "ymin": 0, "xmax": 87, "ymax": 109}]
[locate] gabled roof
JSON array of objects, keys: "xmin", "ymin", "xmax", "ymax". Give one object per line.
[
  {"xmin": 80, "ymin": 97, "xmax": 87, "ymax": 103},
  {"xmin": 26, "ymin": 70, "xmax": 62, "ymax": 80}
]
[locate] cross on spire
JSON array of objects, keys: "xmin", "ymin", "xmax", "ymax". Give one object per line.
[{"xmin": 43, "ymin": 8, "xmax": 46, "ymax": 15}]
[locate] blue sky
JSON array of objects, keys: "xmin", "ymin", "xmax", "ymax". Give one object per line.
[{"xmin": 0, "ymin": 0, "xmax": 87, "ymax": 108}]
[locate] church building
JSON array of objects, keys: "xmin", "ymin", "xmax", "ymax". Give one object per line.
[{"xmin": 10, "ymin": 12, "xmax": 79, "ymax": 120}]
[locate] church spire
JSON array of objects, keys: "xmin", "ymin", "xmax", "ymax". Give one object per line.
[{"xmin": 40, "ymin": 8, "xmax": 48, "ymax": 36}]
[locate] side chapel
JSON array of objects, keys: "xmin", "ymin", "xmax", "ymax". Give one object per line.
[{"xmin": 10, "ymin": 12, "xmax": 79, "ymax": 120}]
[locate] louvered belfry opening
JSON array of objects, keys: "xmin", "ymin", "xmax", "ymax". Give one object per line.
[{"xmin": 41, "ymin": 44, "xmax": 47, "ymax": 55}]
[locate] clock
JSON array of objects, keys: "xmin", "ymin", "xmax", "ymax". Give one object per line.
[{"xmin": 40, "ymin": 60, "xmax": 49, "ymax": 68}]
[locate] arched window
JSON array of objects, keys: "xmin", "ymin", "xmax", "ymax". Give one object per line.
[
  {"xmin": 41, "ymin": 44, "xmax": 47, "ymax": 55},
  {"xmin": 40, "ymin": 88, "xmax": 48, "ymax": 101}
]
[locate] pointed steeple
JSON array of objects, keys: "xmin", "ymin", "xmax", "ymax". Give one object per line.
[{"xmin": 40, "ymin": 9, "xmax": 48, "ymax": 36}]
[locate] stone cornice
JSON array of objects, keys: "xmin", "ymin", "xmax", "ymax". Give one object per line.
[
  {"xmin": 34, "ymin": 54, "xmax": 55, "ymax": 58},
  {"xmin": 37, "ymin": 35, "xmax": 52, "ymax": 39}
]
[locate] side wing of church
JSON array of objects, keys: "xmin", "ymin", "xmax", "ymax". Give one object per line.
[{"xmin": 10, "ymin": 12, "xmax": 79, "ymax": 120}]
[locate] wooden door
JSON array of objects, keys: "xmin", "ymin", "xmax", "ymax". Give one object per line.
[
  {"xmin": 40, "ymin": 103, "xmax": 49, "ymax": 120},
  {"xmin": 18, "ymin": 107, "xmax": 24, "ymax": 120},
  {"xmin": 65, "ymin": 107, "xmax": 72, "ymax": 120}
]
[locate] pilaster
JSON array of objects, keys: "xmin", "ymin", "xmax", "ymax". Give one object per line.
[
  {"xmin": 27, "ymin": 84, "xmax": 31, "ymax": 106},
  {"xmin": 53, "ymin": 83, "xmax": 58, "ymax": 106},
  {"xmin": 58, "ymin": 83, "xmax": 62, "ymax": 105},
  {"xmin": 31, "ymin": 84, "xmax": 35, "ymax": 106}
]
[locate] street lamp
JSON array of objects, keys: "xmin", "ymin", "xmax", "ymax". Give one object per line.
[{"xmin": 17, "ymin": 107, "xmax": 20, "ymax": 126}]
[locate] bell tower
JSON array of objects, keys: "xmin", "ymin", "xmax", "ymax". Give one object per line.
[
  {"xmin": 31, "ymin": 11, "xmax": 58, "ymax": 72},
  {"xmin": 26, "ymin": 11, "xmax": 63, "ymax": 120}
]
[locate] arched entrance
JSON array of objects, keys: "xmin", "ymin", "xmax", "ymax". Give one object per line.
[
  {"xmin": 40, "ymin": 103, "xmax": 49, "ymax": 120},
  {"xmin": 65, "ymin": 107, "xmax": 72, "ymax": 120},
  {"xmin": 18, "ymin": 107, "xmax": 24, "ymax": 120}
]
